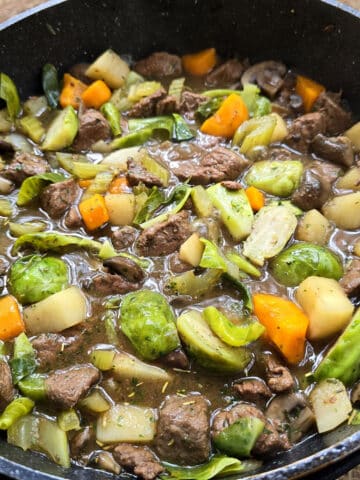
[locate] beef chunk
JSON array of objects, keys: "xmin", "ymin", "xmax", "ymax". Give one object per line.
[
  {"xmin": 156, "ymin": 95, "xmax": 179, "ymax": 115},
  {"xmin": 339, "ymin": 258, "xmax": 360, "ymax": 297},
  {"xmin": 127, "ymin": 88, "xmax": 167, "ymax": 118},
  {"xmin": 72, "ymin": 109, "xmax": 110, "ymax": 152},
  {"xmin": 64, "ymin": 206, "xmax": 83, "ymax": 229},
  {"xmin": 206, "ymin": 59, "xmax": 244, "ymax": 87},
  {"xmin": 155, "ymin": 394, "xmax": 210, "ymax": 465},
  {"xmin": 134, "ymin": 52, "xmax": 182, "ymax": 79},
  {"xmin": 113, "ymin": 444, "xmax": 164, "ymax": 480},
  {"xmin": 173, "ymin": 146, "xmax": 249, "ymax": 185},
  {"xmin": 0, "ymin": 360, "xmax": 15, "ymax": 411},
  {"xmin": 179, "ymin": 91, "xmax": 207, "ymax": 119},
  {"xmin": 4, "ymin": 152, "xmax": 50, "ymax": 185},
  {"xmin": 45, "ymin": 364, "xmax": 100, "ymax": 409},
  {"xmin": 212, "ymin": 403, "xmax": 290, "ymax": 457},
  {"xmin": 31, "ymin": 331, "xmax": 84, "ymax": 371},
  {"xmin": 70, "ymin": 426, "xmax": 96, "ymax": 457},
  {"xmin": 233, "ymin": 378, "xmax": 272, "ymax": 404},
  {"xmin": 0, "ymin": 256, "xmax": 9, "ymax": 276},
  {"xmin": 311, "ymin": 134, "xmax": 354, "ymax": 167},
  {"xmin": 103, "ymin": 256, "xmax": 145, "ymax": 282},
  {"xmin": 40, "ymin": 178, "xmax": 80, "ymax": 218},
  {"xmin": 221, "ymin": 180, "xmax": 242, "ymax": 190},
  {"xmin": 136, "ymin": 211, "xmax": 192, "ymax": 257},
  {"xmin": 126, "ymin": 158, "xmax": 164, "ymax": 187},
  {"xmin": 161, "ymin": 349, "xmax": 190, "ymax": 370},
  {"xmin": 111, "ymin": 226, "xmax": 137, "ymax": 250},
  {"xmin": 291, "ymin": 169, "xmax": 330, "ymax": 211},
  {"xmin": 285, "ymin": 112, "xmax": 326, "ymax": 153},
  {"xmin": 310, "ymin": 159, "xmax": 342, "ymax": 184},
  {"xmin": 86, "ymin": 272, "xmax": 140, "ymax": 296},
  {"xmin": 263, "ymin": 355, "xmax": 295, "ymax": 393},
  {"xmin": 314, "ymin": 91, "xmax": 352, "ymax": 135},
  {"xmin": 169, "ymin": 252, "xmax": 193, "ymax": 273}
]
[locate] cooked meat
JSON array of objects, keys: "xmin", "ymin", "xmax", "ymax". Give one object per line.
[
  {"xmin": 45, "ymin": 364, "xmax": 100, "ymax": 409},
  {"xmin": 173, "ymin": 146, "xmax": 249, "ymax": 184},
  {"xmin": 221, "ymin": 180, "xmax": 242, "ymax": 190},
  {"xmin": 160, "ymin": 349, "xmax": 190, "ymax": 370},
  {"xmin": 32, "ymin": 331, "xmax": 84, "ymax": 371},
  {"xmin": 113, "ymin": 444, "xmax": 164, "ymax": 480},
  {"xmin": 103, "ymin": 256, "xmax": 145, "ymax": 282},
  {"xmin": 285, "ymin": 112, "xmax": 326, "ymax": 153},
  {"xmin": 126, "ymin": 158, "xmax": 164, "ymax": 187},
  {"xmin": 72, "ymin": 109, "xmax": 110, "ymax": 152},
  {"xmin": 206, "ymin": 59, "xmax": 244, "ymax": 87},
  {"xmin": 156, "ymin": 95, "xmax": 179, "ymax": 115},
  {"xmin": 69, "ymin": 63, "xmax": 92, "ymax": 84},
  {"xmin": 155, "ymin": 394, "xmax": 210, "ymax": 465},
  {"xmin": 136, "ymin": 211, "xmax": 192, "ymax": 257},
  {"xmin": 40, "ymin": 178, "xmax": 80, "ymax": 218},
  {"xmin": 3, "ymin": 152, "xmax": 50, "ymax": 185},
  {"xmin": 310, "ymin": 159, "xmax": 342, "ymax": 184},
  {"xmin": 134, "ymin": 52, "xmax": 182, "ymax": 79},
  {"xmin": 233, "ymin": 378, "xmax": 272, "ymax": 404},
  {"xmin": 314, "ymin": 91, "xmax": 352, "ymax": 135},
  {"xmin": 168, "ymin": 252, "xmax": 193, "ymax": 273},
  {"xmin": 263, "ymin": 355, "xmax": 295, "ymax": 393},
  {"xmin": 127, "ymin": 88, "xmax": 167, "ymax": 118},
  {"xmin": 212, "ymin": 403, "xmax": 290, "ymax": 457},
  {"xmin": 339, "ymin": 258, "xmax": 360, "ymax": 296},
  {"xmin": 86, "ymin": 272, "xmax": 140, "ymax": 296},
  {"xmin": 291, "ymin": 169, "xmax": 330, "ymax": 211},
  {"xmin": 70, "ymin": 427, "xmax": 96, "ymax": 457},
  {"xmin": 179, "ymin": 91, "xmax": 207, "ymax": 119},
  {"xmin": 0, "ymin": 256, "xmax": 9, "ymax": 276},
  {"xmin": 0, "ymin": 360, "xmax": 15, "ymax": 411},
  {"xmin": 111, "ymin": 226, "xmax": 138, "ymax": 250},
  {"xmin": 64, "ymin": 206, "xmax": 83, "ymax": 229},
  {"xmin": 311, "ymin": 134, "xmax": 354, "ymax": 167}
]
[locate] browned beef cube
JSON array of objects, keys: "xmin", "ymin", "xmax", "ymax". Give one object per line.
[
  {"xmin": 40, "ymin": 178, "xmax": 80, "ymax": 218},
  {"xmin": 113, "ymin": 444, "xmax": 164, "ymax": 480},
  {"xmin": 134, "ymin": 52, "xmax": 182, "ymax": 79}
]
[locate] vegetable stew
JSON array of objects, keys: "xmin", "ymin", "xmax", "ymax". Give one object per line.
[{"xmin": 0, "ymin": 48, "xmax": 360, "ymax": 479}]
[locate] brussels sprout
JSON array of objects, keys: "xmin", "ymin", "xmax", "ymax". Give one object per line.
[
  {"xmin": 213, "ymin": 417, "xmax": 265, "ymax": 457},
  {"xmin": 41, "ymin": 106, "xmax": 78, "ymax": 151},
  {"xmin": 245, "ymin": 160, "xmax": 303, "ymax": 197},
  {"xmin": 9, "ymin": 255, "xmax": 69, "ymax": 304},
  {"xmin": 120, "ymin": 290, "xmax": 180, "ymax": 360},
  {"xmin": 270, "ymin": 242, "xmax": 343, "ymax": 287}
]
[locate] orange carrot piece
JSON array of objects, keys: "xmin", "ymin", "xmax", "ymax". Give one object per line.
[
  {"xmin": 78, "ymin": 179, "xmax": 92, "ymax": 189},
  {"xmin": 0, "ymin": 295, "xmax": 25, "ymax": 341},
  {"xmin": 245, "ymin": 186, "xmax": 265, "ymax": 212},
  {"xmin": 200, "ymin": 93, "xmax": 249, "ymax": 138},
  {"xmin": 182, "ymin": 48, "xmax": 217, "ymax": 76},
  {"xmin": 81, "ymin": 80, "xmax": 112, "ymax": 109},
  {"xmin": 253, "ymin": 293, "xmax": 309, "ymax": 364},
  {"xmin": 79, "ymin": 193, "xmax": 109, "ymax": 230},
  {"xmin": 295, "ymin": 75, "xmax": 325, "ymax": 113},
  {"xmin": 108, "ymin": 177, "xmax": 130, "ymax": 194},
  {"xmin": 59, "ymin": 73, "xmax": 87, "ymax": 109}
]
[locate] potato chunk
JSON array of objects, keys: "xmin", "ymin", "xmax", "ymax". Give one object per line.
[
  {"xmin": 179, "ymin": 233, "xmax": 204, "ymax": 267},
  {"xmin": 295, "ymin": 209, "xmax": 332, "ymax": 245},
  {"xmin": 296, "ymin": 276, "xmax": 354, "ymax": 341},
  {"xmin": 105, "ymin": 193, "xmax": 135, "ymax": 226},
  {"xmin": 322, "ymin": 192, "xmax": 360, "ymax": 230}
]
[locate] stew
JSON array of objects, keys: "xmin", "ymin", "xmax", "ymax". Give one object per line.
[{"xmin": 0, "ymin": 48, "xmax": 360, "ymax": 479}]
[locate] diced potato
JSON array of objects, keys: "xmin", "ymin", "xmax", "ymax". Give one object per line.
[
  {"xmin": 336, "ymin": 167, "xmax": 360, "ymax": 191},
  {"xmin": 105, "ymin": 193, "xmax": 135, "ymax": 226},
  {"xmin": 310, "ymin": 379, "xmax": 352, "ymax": 433},
  {"xmin": 23, "ymin": 286, "xmax": 87, "ymax": 334},
  {"xmin": 96, "ymin": 404, "xmax": 156, "ymax": 444},
  {"xmin": 112, "ymin": 351, "xmax": 171, "ymax": 382},
  {"xmin": 179, "ymin": 233, "xmax": 204, "ymax": 267},
  {"xmin": 101, "ymin": 147, "xmax": 140, "ymax": 170},
  {"xmin": 295, "ymin": 209, "xmax": 332, "ymax": 245},
  {"xmin": 86, "ymin": 49, "xmax": 130, "ymax": 88},
  {"xmin": 345, "ymin": 121, "xmax": 360, "ymax": 151},
  {"xmin": 322, "ymin": 192, "xmax": 360, "ymax": 230},
  {"xmin": 296, "ymin": 276, "xmax": 354, "ymax": 341},
  {"xmin": 79, "ymin": 389, "xmax": 110, "ymax": 413},
  {"xmin": 270, "ymin": 113, "xmax": 288, "ymax": 143}
]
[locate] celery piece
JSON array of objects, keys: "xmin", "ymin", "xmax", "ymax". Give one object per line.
[
  {"xmin": 239, "ymin": 83, "xmax": 261, "ymax": 112},
  {"xmin": 110, "ymin": 87, "xmax": 133, "ymax": 112},
  {"xmin": 207, "ymin": 183, "xmax": 254, "ymax": 241},
  {"xmin": 168, "ymin": 77, "xmax": 185, "ymax": 100},
  {"xmin": 42, "ymin": 106, "xmax": 78, "ymax": 151},
  {"xmin": 126, "ymin": 70, "xmax": 145, "ymax": 87},
  {"xmin": 42, "ymin": 64, "xmax": 59, "ymax": 109},
  {"xmin": 79, "ymin": 390, "xmax": 110, "ymax": 413},
  {"xmin": 191, "ymin": 185, "xmax": 213, "ymax": 217},
  {"xmin": 81, "ymin": 170, "xmax": 115, "ymax": 201},
  {"xmin": 165, "ymin": 268, "xmax": 222, "ymax": 298},
  {"xmin": 0, "ymin": 198, "xmax": 13, "ymax": 217},
  {"xmin": 172, "ymin": 113, "xmax": 194, "ymax": 141},
  {"xmin": 57, "ymin": 409, "xmax": 81, "ymax": 431},
  {"xmin": 17, "ymin": 172, "xmax": 66, "ymax": 206},
  {"xmin": 232, "ymin": 114, "xmax": 277, "ymax": 154},
  {"xmin": 18, "ymin": 374, "xmax": 47, "ymax": 401},
  {"xmin": 23, "ymin": 96, "xmax": 48, "ymax": 117},
  {"xmin": 57, "ymin": 153, "xmax": 110, "ymax": 179},
  {"xmin": 110, "ymin": 127, "xmax": 153, "ymax": 150},
  {"xmin": 18, "ymin": 115, "xmax": 45, "ymax": 143},
  {"xmin": 103, "ymin": 310, "xmax": 119, "ymax": 346},
  {"xmin": 101, "ymin": 102, "xmax": 121, "ymax": 136},
  {"xmin": 0, "ymin": 397, "xmax": 34, "ymax": 430},
  {"xmin": 0, "ymin": 73, "xmax": 21, "ymax": 119},
  {"xmin": 253, "ymin": 96, "xmax": 272, "ymax": 117},
  {"xmin": 226, "ymin": 251, "xmax": 261, "ymax": 278},
  {"xmin": 137, "ymin": 149, "xmax": 170, "ymax": 187},
  {"xmin": 202, "ymin": 89, "xmax": 241, "ymax": 98},
  {"xmin": 91, "ymin": 349, "xmax": 116, "ymax": 371},
  {"xmin": 128, "ymin": 81, "xmax": 162, "ymax": 103}
]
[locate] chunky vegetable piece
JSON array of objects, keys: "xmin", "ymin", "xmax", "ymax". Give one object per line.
[
  {"xmin": 79, "ymin": 194, "xmax": 110, "ymax": 230},
  {"xmin": 253, "ymin": 293, "xmax": 309, "ymax": 364},
  {"xmin": 232, "ymin": 114, "xmax": 276, "ymax": 154},
  {"xmin": 41, "ymin": 105, "xmax": 78, "ymax": 150},
  {"xmin": 245, "ymin": 160, "xmax": 303, "ymax": 196},
  {"xmin": 85, "ymin": 49, "xmax": 130, "ymax": 88},
  {"xmin": 201, "ymin": 93, "xmax": 249, "ymax": 137},
  {"xmin": 82, "ymin": 80, "xmax": 112, "ymax": 109},
  {"xmin": 322, "ymin": 192, "xmax": 360, "ymax": 230},
  {"xmin": 0, "ymin": 296, "xmax": 24, "ymax": 341},
  {"xmin": 59, "ymin": 73, "xmax": 87, "ymax": 108},
  {"xmin": 295, "ymin": 75, "xmax": 325, "ymax": 112},
  {"xmin": 213, "ymin": 417, "xmax": 265, "ymax": 457},
  {"xmin": 182, "ymin": 48, "xmax": 217, "ymax": 76}
]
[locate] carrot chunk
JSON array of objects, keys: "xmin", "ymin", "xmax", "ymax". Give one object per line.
[
  {"xmin": 108, "ymin": 177, "xmax": 130, "ymax": 194},
  {"xmin": 182, "ymin": 48, "xmax": 217, "ymax": 76},
  {"xmin": 59, "ymin": 73, "xmax": 87, "ymax": 109},
  {"xmin": 295, "ymin": 75, "xmax": 325, "ymax": 113},
  {"xmin": 0, "ymin": 295, "xmax": 25, "ymax": 341},
  {"xmin": 79, "ymin": 193, "xmax": 109, "ymax": 230},
  {"xmin": 245, "ymin": 186, "xmax": 265, "ymax": 212},
  {"xmin": 81, "ymin": 80, "xmax": 112, "ymax": 109}
]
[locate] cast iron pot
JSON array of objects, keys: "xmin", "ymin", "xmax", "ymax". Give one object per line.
[{"xmin": 0, "ymin": 0, "xmax": 360, "ymax": 478}]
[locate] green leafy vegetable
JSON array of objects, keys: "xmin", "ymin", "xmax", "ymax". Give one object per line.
[
  {"xmin": 172, "ymin": 114, "xmax": 194, "ymax": 141},
  {"xmin": 120, "ymin": 289, "xmax": 180, "ymax": 360},
  {"xmin": 213, "ymin": 417, "xmax": 265, "ymax": 457},
  {"xmin": 101, "ymin": 102, "xmax": 121, "ymax": 136},
  {"xmin": 196, "ymin": 96, "xmax": 224, "ymax": 119},
  {"xmin": 0, "ymin": 73, "xmax": 21, "ymax": 119},
  {"xmin": 134, "ymin": 187, "xmax": 166, "ymax": 224},
  {"xmin": 17, "ymin": 173, "xmax": 66, "ymax": 206},
  {"xmin": 18, "ymin": 374, "xmax": 47, "ymax": 401},
  {"xmin": 9, "ymin": 333, "xmax": 37, "ymax": 384},
  {"xmin": 162, "ymin": 455, "xmax": 244, "ymax": 480},
  {"xmin": 0, "ymin": 397, "xmax": 34, "ymax": 430},
  {"xmin": 9, "ymin": 221, "xmax": 47, "ymax": 237},
  {"xmin": 165, "ymin": 268, "xmax": 222, "ymax": 298},
  {"xmin": 42, "ymin": 63, "xmax": 60, "ymax": 109},
  {"xmin": 128, "ymin": 116, "xmax": 173, "ymax": 135}
]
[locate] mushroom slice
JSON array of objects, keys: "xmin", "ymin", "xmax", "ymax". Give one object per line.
[{"xmin": 241, "ymin": 61, "xmax": 287, "ymax": 98}]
